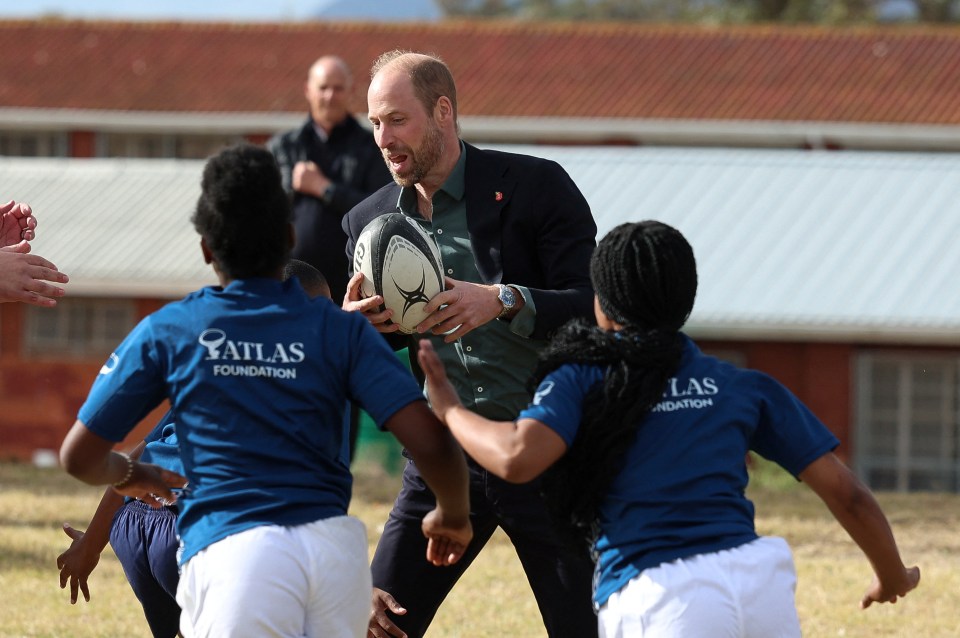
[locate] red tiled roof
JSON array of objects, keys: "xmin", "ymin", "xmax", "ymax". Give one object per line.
[{"xmin": 3, "ymin": 19, "xmax": 960, "ymax": 124}]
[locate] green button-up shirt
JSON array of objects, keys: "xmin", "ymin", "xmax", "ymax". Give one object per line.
[{"xmin": 397, "ymin": 142, "xmax": 545, "ymax": 420}]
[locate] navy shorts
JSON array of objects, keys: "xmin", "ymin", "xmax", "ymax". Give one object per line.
[{"xmin": 109, "ymin": 500, "xmax": 180, "ymax": 638}]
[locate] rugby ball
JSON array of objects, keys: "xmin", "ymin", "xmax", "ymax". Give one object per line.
[{"xmin": 353, "ymin": 213, "xmax": 445, "ymax": 334}]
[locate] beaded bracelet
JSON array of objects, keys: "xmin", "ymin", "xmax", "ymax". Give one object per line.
[{"xmin": 112, "ymin": 452, "xmax": 134, "ymax": 490}]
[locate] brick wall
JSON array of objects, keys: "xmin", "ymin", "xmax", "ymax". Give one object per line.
[{"xmin": 0, "ymin": 301, "xmax": 167, "ymax": 462}]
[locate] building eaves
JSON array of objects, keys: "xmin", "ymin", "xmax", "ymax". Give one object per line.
[{"xmin": 6, "ymin": 109, "xmax": 960, "ymax": 151}]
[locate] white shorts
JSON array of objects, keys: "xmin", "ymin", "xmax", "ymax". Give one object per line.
[
  {"xmin": 598, "ymin": 536, "xmax": 800, "ymax": 638},
  {"xmin": 176, "ymin": 515, "xmax": 371, "ymax": 638}
]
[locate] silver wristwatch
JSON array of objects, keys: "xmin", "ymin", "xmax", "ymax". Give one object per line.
[{"xmin": 496, "ymin": 284, "xmax": 517, "ymax": 319}]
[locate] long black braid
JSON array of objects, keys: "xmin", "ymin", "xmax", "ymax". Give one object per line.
[{"xmin": 534, "ymin": 221, "xmax": 698, "ymax": 545}]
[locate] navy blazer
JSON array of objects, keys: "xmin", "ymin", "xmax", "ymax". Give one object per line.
[{"xmin": 342, "ymin": 142, "xmax": 597, "ymax": 341}]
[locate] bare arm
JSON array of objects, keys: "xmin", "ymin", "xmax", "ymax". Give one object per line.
[
  {"xmin": 60, "ymin": 421, "xmax": 186, "ymax": 506},
  {"xmin": 417, "ymin": 339, "xmax": 567, "ymax": 483},
  {"xmin": 56, "ymin": 438, "xmax": 150, "ymax": 604},
  {"xmin": 799, "ymin": 452, "xmax": 920, "ymax": 609},
  {"xmin": 383, "ymin": 401, "xmax": 472, "ymax": 566}
]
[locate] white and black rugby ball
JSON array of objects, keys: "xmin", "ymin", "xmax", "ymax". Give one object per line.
[{"xmin": 353, "ymin": 212, "xmax": 445, "ymax": 334}]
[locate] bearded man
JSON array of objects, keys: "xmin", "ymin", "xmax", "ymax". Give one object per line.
[{"xmin": 342, "ymin": 50, "xmax": 600, "ymax": 638}]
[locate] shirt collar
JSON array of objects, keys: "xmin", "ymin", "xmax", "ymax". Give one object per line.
[
  {"xmin": 395, "ymin": 140, "xmax": 466, "ymax": 215},
  {"xmin": 310, "ymin": 122, "xmax": 330, "ymax": 143},
  {"xmin": 219, "ymin": 277, "xmax": 305, "ymax": 300},
  {"xmin": 440, "ymin": 140, "xmax": 467, "ymax": 201}
]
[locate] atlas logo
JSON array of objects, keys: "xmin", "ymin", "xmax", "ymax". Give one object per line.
[
  {"xmin": 198, "ymin": 328, "xmax": 305, "ymax": 363},
  {"xmin": 198, "ymin": 329, "xmax": 227, "ymax": 359},
  {"xmin": 394, "ymin": 269, "xmax": 430, "ymax": 321},
  {"xmin": 662, "ymin": 376, "xmax": 719, "ymax": 398},
  {"xmin": 99, "ymin": 353, "xmax": 119, "ymax": 375},
  {"xmin": 532, "ymin": 380, "xmax": 555, "ymax": 405}
]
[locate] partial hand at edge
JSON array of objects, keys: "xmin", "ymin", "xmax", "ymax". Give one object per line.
[
  {"xmin": 0, "ymin": 249, "xmax": 68, "ymax": 306},
  {"xmin": 0, "ymin": 200, "xmax": 37, "ymax": 247}
]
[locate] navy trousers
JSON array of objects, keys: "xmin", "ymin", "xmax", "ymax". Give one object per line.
[
  {"xmin": 370, "ymin": 458, "xmax": 598, "ymax": 638},
  {"xmin": 110, "ymin": 500, "xmax": 181, "ymax": 638}
]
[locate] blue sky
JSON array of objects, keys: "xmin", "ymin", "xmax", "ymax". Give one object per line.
[{"xmin": 0, "ymin": 0, "xmax": 442, "ymax": 22}]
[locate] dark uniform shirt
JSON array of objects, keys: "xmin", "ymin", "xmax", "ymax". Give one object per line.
[
  {"xmin": 397, "ymin": 143, "xmax": 543, "ymax": 420},
  {"xmin": 267, "ymin": 116, "xmax": 391, "ymax": 302}
]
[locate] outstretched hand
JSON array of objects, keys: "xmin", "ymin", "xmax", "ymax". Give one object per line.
[
  {"xmin": 56, "ymin": 524, "xmax": 100, "ymax": 604},
  {"xmin": 861, "ymin": 565, "xmax": 921, "ymax": 609},
  {"xmin": 0, "ymin": 249, "xmax": 69, "ymax": 306},
  {"xmin": 417, "ymin": 339, "xmax": 464, "ymax": 424}
]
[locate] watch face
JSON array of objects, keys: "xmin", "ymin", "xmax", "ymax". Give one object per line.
[{"xmin": 499, "ymin": 285, "xmax": 516, "ymax": 307}]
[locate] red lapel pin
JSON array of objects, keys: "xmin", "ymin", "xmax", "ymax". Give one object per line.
[{"xmin": 495, "ymin": 191, "xmax": 503, "ymax": 201}]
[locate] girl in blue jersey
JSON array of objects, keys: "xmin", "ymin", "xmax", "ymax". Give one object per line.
[
  {"xmin": 59, "ymin": 144, "xmax": 471, "ymax": 638},
  {"xmin": 56, "ymin": 261, "xmax": 335, "ymax": 638},
  {"xmin": 417, "ymin": 220, "xmax": 920, "ymax": 637}
]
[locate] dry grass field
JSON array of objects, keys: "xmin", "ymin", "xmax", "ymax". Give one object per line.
[{"xmin": 1, "ymin": 457, "xmax": 957, "ymax": 638}]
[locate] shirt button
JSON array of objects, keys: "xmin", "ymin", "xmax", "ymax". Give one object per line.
[
  {"xmin": 447, "ymin": 268, "xmax": 454, "ymax": 275},
  {"xmin": 477, "ymin": 386, "xmax": 483, "ymax": 393},
  {"xmin": 436, "ymin": 229, "xmax": 444, "ymax": 235},
  {"xmin": 465, "ymin": 346, "xmax": 472, "ymax": 352}
]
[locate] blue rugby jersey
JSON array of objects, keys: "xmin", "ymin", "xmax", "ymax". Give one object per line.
[
  {"xmin": 78, "ymin": 278, "xmax": 423, "ymax": 564},
  {"xmin": 519, "ymin": 334, "xmax": 839, "ymax": 607},
  {"xmin": 138, "ymin": 411, "xmax": 183, "ymax": 478}
]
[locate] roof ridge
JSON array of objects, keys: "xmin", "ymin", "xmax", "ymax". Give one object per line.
[{"xmin": 4, "ymin": 18, "xmax": 960, "ymax": 36}]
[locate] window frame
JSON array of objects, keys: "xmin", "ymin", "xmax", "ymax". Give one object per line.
[
  {"xmin": 854, "ymin": 351, "xmax": 960, "ymax": 492},
  {"xmin": 24, "ymin": 297, "xmax": 137, "ymax": 358}
]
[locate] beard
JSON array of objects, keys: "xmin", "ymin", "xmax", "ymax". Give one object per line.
[{"xmin": 386, "ymin": 122, "xmax": 445, "ymax": 188}]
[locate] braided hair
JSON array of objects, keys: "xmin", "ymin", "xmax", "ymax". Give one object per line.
[{"xmin": 534, "ymin": 220, "xmax": 698, "ymax": 545}]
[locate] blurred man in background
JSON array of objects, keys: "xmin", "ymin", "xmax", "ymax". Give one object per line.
[{"xmin": 267, "ymin": 55, "xmax": 391, "ymax": 305}]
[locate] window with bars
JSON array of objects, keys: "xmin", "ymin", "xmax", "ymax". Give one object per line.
[
  {"xmin": 855, "ymin": 353, "xmax": 960, "ymax": 492},
  {"xmin": 25, "ymin": 298, "xmax": 136, "ymax": 357}
]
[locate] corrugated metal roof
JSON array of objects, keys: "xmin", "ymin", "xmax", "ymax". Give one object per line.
[
  {"xmin": 506, "ymin": 145, "xmax": 960, "ymax": 343},
  {"xmin": 2, "ymin": 157, "xmax": 215, "ymax": 296},
  {"xmin": 5, "ymin": 147, "xmax": 960, "ymax": 343}
]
